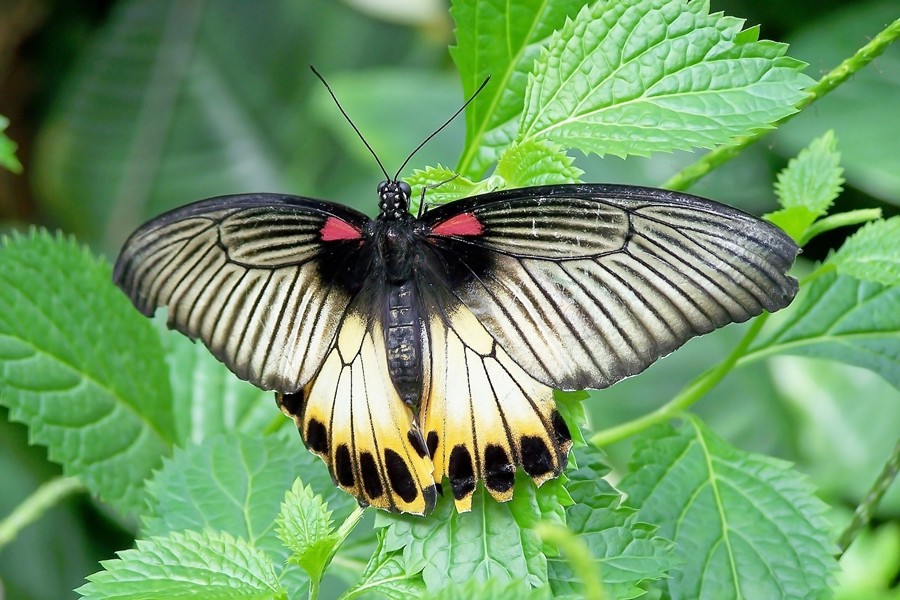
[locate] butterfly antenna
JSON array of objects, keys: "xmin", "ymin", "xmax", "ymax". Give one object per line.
[
  {"xmin": 310, "ymin": 65, "xmax": 391, "ymax": 182},
  {"xmin": 393, "ymin": 75, "xmax": 491, "ymax": 181}
]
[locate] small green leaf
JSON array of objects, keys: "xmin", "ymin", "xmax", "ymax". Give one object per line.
[
  {"xmin": 495, "ymin": 140, "xmax": 583, "ymax": 188},
  {"xmin": 450, "ymin": 0, "xmax": 581, "ymax": 177},
  {"xmin": 377, "ymin": 475, "xmax": 559, "ymax": 591},
  {"xmin": 554, "ymin": 390, "xmax": 589, "ymax": 448},
  {"xmin": 0, "ymin": 115, "xmax": 22, "ymax": 173},
  {"xmin": 747, "ymin": 271, "xmax": 900, "ymax": 387},
  {"xmin": 276, "ymin": 478, "xmax": 363, "ymax": 588},
  {"xmin": 341, "ymin": 532, "xmax": 426, "ymax": 600},
  {"xmin": 620, "ymin": 418, "xmax": 837, "ymax": 599},
  {"xmin": 406, "ymin": 165, "xmax": 495, "ymax": 212},
  {"xmin": 767, "ymin": 130, "xmax": 844, "ymax": 240},
  {"xmin": 548, "ymin": 447, "xmax": 675, "ymax": 600},
  {"xmin": 158, "ymin": 324, "xmax": 274, "ymax": 444},
  {"xmin": 828, "ymin": 217, "xmax": 900, "ymax": 286},
  {"xmin": 0, "ymin": 231, "xmax": 175, "ymax": 515},
  {"xmin": 76, "ymin": 529, "xmax": 286, "ymax": 600},
  {"xmin": 519, "ymin": 0, "xmax": 813, "ymax": 158}
]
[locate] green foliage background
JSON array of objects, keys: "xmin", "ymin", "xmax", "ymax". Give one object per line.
[{"xmin": 0, "ymin": 1, "xmax": 898, "ymax": 599}]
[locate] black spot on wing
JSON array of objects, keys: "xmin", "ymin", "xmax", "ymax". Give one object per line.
[
  {"xmin": 408, "ymin": 429, "xmax": 429, "ymax": 459},
  {"xmin": 448, "ymin": 445, "xmax": 476, "ymax": 500},
  {"xmin": 278, "ymin": 391, "xmax": 305, "ymax": 418},
  {"xmin": 384, "ymin": 448, "xmax": 418, "ymax": 503},
  {"xmin": 483, "ymin": 445, "xmax": 515, "ymax": 494},
  {"xmin": 551, "ymin": 410, "xmax": 572, "ymax": 447},
  {"xmin": 335, "ymin": 444, "xmax": 355, "ymax": 487},
  {"xmin": 360, "ymin": 452, "xmax": 384, "ymax": 500},
  {"xmin": 305, "ymin": 419, "xmax": 328, "ymax": 454},
  {"xmin": 423, "ymin": 484, "xmax": 438, "ymax": 513},
  {"xmin": 520, "ymin": 436, "xmax": 554, "ymax": 477},
  {"xmin": 426, "ymin": 431, "xmax": 439, "ymax": 459}
]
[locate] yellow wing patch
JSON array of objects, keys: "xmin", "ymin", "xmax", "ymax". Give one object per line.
[
  {"xmin": 277, "ymin": 312, "xmax": 437, "ymax": 515},
  {"xmin": 421, "ymin": 302, "xmax": 573, "ymax": 512}
]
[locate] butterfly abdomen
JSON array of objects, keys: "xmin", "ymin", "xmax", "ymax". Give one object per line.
[{"xmin": 384, "ymin": 280, "xmax": 424, "ymax": 407}]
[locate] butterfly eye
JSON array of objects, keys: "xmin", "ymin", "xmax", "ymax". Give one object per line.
[
  {"xmin": 399, "ymin": 181, "xmax": 411, "ymax": 198},
  {"xmin": 377, "ymin": 181, "xmax": 388, "ymax": 195}
]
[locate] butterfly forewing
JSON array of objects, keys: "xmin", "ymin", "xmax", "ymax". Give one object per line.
[
  {"xmin": 423, "ymin": 184, "xmax": 799, "ymax": 391},
  {"xmin": 114, "ymin": 194, "xmax": 372, "ymax": 393}
]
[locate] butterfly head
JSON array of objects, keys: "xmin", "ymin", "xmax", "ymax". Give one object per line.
[{"xmin": 377, "ymin": 180, "xmax": 412, "ymax": 221}]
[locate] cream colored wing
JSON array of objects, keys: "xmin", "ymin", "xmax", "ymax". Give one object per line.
[
  {"xmin": 419, "ymin": 296, "xmax": 572, "ymax": 512},
  {"xmin": 278, "ymin": 310, "xmax": 437, "ymax": 515}
]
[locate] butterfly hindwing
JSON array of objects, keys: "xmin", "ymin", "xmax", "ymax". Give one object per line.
[
  {"xmin": 419, "ymin": 290, "xmax": 572, "ymax": 512},
  {"xmin": 278, "ymin": 307, "xmax": 438, "ymax": 515},
  {"xmin": 114, "ymin": 194, "xmax": 372, "ymax": 392},
  {"xmin": 422, "ymin": 184, "xmax": 800, "ymax": 391}
]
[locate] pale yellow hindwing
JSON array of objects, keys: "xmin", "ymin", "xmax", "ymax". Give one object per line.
[
  {"xmin": 278, "ymin": 312, "xmax": 437, "ymax": 515},
  {"xmin": 421, "ymin": 302, "xmax": 572, "ymax": 512}
]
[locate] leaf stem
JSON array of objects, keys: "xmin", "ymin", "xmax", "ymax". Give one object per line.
[
  {"xmin": 264, "ymin": 411, "xmax": 290, "ymax": 435},
  {"xmin": 799, "ymin": 208, "xmax": 882, "ymax": 246},
  {"xmin": 0, "ymin": 476, "xmax": 85, "ymax": 552},
  {"xmin": 837, "ymin": 439, "xmax": 900, "ymax": 556},
  {"xmin": 589, "ymin": 314, "xmax": 768, "ymax": 447},
  {"xmin": 535, "ymin": 522, "xmax": 607, "ymax": 600},
  {"xmin": 664, "ymin": 17, "xmax": 900, "ymax": 192}
]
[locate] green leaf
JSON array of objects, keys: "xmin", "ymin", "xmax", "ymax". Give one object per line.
[
  {"xmin": 0, "ymin": 231, "xmax": 175, "ymax": 514},
  {"xmin": 424, "ymin": 578, "xmax": 550, "ymax": 600},
  {"xmin": 620, "ymin": 418, "xmax": 837, "ymax": 599},
  {"xmin": 519, "ymin": 0, "xmax": 813, "ymax": 158},
  {"xmin": 276, "ymin": 479, "xmax": 363, "ymax": 588},
  {"xmin": 495, "ymin": 140, "xmax": 583, "ymax": 188},
  {"xmin": 76, "ymin": 529, "xmax": 286, "ymax": 600},
  {"xmin": 767, "ymin": 130, "xmax": 844, "ymax": 241},
  {"xmin": 746, "ymin": 271, "xmax": 900, "ymax": 387},
  {"xmin": 450, "ymin": 0, "xmax": 581, "ymax": 177},
  {"xmin": 341, "ymin": 532, "xmax": 426, "ymax": 600},
  {"xmin": 548, "ymin": 447, "xmax": 675, "ymax": 600},
  {"xmin": 828, "ymin": 218, "xmax": 900, "ymax": 286},
  {"xmin": 406, "ymin": 165, "xmax": 496, "ymax": 212},
  {"xmin": 0, "ymin": 115, "xmax": 22, "ymax": 173},
  {"xmin": 377, "ymin": 475, "xmax": 559, "ymax": 590},
  {"xmin": 158, "ymin": 324, "xmax": 273, "ymax": 444},
  {"xmin": 554, "ymin": 389, "xmax": 590, "ymax": 449}
]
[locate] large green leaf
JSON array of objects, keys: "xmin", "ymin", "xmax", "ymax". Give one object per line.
[
  {"xmin": 746, "ymin": 271, "xmax": 900, "ymax": 387},
  {"xmin": 77, "ymin": 530, "xmax": 286, "ymax": 600},
  {"xmin": 548, "ymin": 448, "xmax": 675, "ymax": 599},
  {"xmin": 450, "ymin": 0, "xmax": 582, "ymax": 177},
  {"xmin": 620, "ymin": 418, "xmax": 837, "ymax": 599},
  {"xmin": 0, "ymin": 231, "xmax": 175, "ymax": 514},
  {"xmin": 829, "ymin": 217, "xmax": 900, "ymax": 287},
  {"xmin": 519, "ymin": 0, "xmax": 813, "ymax": 158}
]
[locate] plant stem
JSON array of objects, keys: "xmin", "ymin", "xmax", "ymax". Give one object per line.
[
  {"xmin": 264, "ymin": 411, "xmax": 290, "ymax": 435},
  {"xmin": 536, "ymin": 522, "xmax": 607, "ymax": 600},
  {"xmin": 799, "ymin": 208, "xmax": 882, "ymax": 246},
  {"xmin": 0, "ymin": 476, "xmax": 84, "ymax": 552},
  {"xmin": 837, "ymin": 439, "xmax": 900, "ymax": 556},
  {"xmin": 664, "ymin": 17, "xmax": 900, "ymax": 192},
  {"xmin": 589, "ymin": 314, "xmax": 768, "ymax": 447}
]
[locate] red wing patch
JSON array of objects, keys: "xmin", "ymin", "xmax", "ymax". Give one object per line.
[
  {"xmin": 321, "ymin": 216, "xmax": 363, "ymax": 241},
  {"xmin": 430, "ymin": 212, "xmax": 484, "ymax": 237}
]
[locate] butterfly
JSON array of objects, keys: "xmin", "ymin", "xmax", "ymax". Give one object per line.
[{"xmin": 114, "ymin": 176, "xmax": 799, "ymax": 515}]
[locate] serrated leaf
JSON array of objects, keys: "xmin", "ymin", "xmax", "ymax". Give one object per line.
[
  {"xmin": 767, "ymin": 130, "xmax": 844, "ymax": 241},
  {"xmin": 276, "ymin": 479, "xmax": 336, "ymax": 582},
  {"xmin": 406, "ymin": 165, "xmax": 495, "ymax": 212},
  {"xmin": 519, "ymin": 0, "xmax": 812, "ymax": 158},
  {"xmin": 747, "ymin": 271, "xmax": 900, "ymax": 387},
  {"xmin": 828, "ymin": 218, "xmax": 900, "ymax": 286},
  {"xmin": 620, "ymin": 418, "xmax": 837, "ymax": 599},
  {"xmin": 76, "ymin": 529, "xmax": 286, "ymax": 600},
  {"xmin": 496, "ymin": 140, "xmax": 583, "ymax": 188},
  {"xmin": 450, "ymin": 0, "xmax": 581, "ymax": 177},
  {"xmin": 377, "ymin": 475, "xmax": 560, "ymax": 590},
  {"xmin": 158, "ymin": 323, "xmax": 273, "ymax": 445},
  {"xmin": 0, "ymin": 114, "xmax": 22, "ymax": 173},
  {"xmin": 0, "ymin": 231, "xmax": 175, "ymax": 514},
  {"xmin": 341, "ymin": 532, "xmax": 426, "ymax": 600},
  {"xmin": 775, "ymin": 130, "xmax": 843, "ymax": 213},
  {"xmin": 424, "ymin": 578, "xmax": 550, "ymax": 600},
  {"xmin": 548, "ymin": 447, "xmax": 675, "ymax": 600}
]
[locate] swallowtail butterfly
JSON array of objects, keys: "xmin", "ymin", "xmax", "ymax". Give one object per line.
[{"xmin": 114, "ymin": 78, "xmax": 799, "ymax": 515}]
